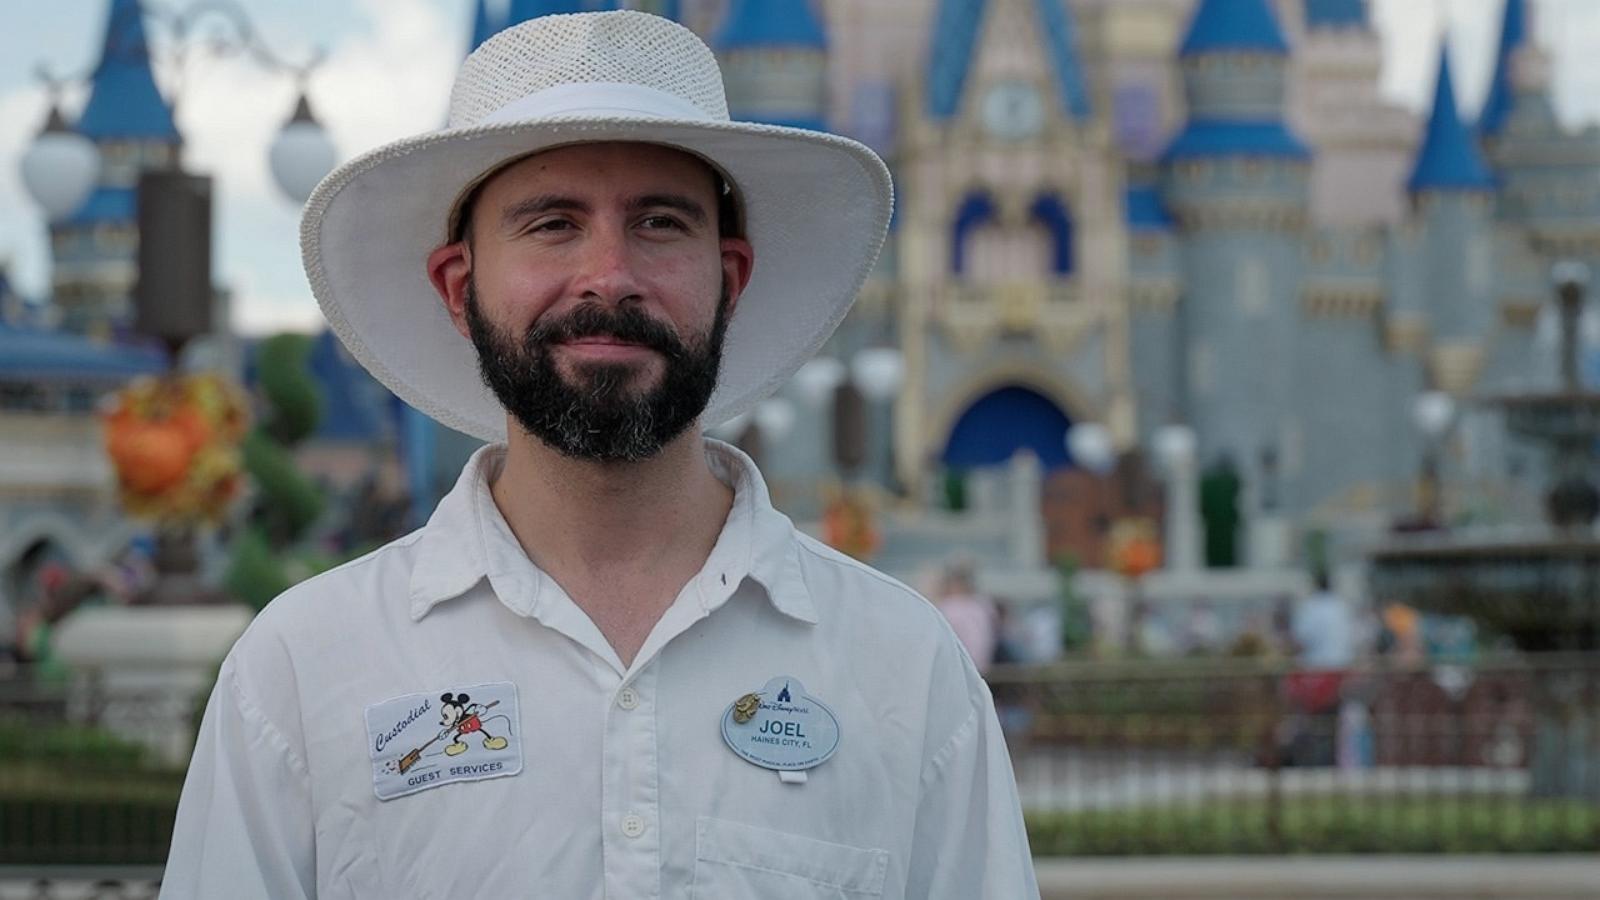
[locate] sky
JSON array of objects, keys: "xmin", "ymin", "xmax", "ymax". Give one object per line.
[{"xmin": 3, "ymin": 0, "xmax": 1600, "ymax": 335}]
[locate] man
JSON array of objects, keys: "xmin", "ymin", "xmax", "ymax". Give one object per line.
[
  {"xmin": 163, "ymin": 11, "xmax": 1037, "ymax": 899},
  {"xmin": 1285, "ymin": 571, "xmax": 1357, "ymax": 766}
]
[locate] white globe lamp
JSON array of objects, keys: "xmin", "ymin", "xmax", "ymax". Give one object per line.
[
  {"xmin": 267, "ymin": 92, "xmax": 338, "ymax": 205},
  {"xmin": 20, "ymin": 105, "xmax": 101, "ymax": 223}
]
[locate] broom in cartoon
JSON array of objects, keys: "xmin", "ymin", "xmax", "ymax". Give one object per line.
[{"xmin": 398, "ymin": 700, "xmax": 500, "ymax": 774}]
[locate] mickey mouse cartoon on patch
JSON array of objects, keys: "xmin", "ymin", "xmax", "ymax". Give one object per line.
[
  {"xmin": 396, "ymin": 691, "xmax": 512, "ymax": 774},
  {"xmin": 439, "ymin": 692, "xmax": 510, "ymax": 756}
]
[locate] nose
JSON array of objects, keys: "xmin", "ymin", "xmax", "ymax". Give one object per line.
[{"xmin": 570, "ymin": 220, "xmax": 644, "ymax": 306}]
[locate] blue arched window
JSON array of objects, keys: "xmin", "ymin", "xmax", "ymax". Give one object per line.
[
  {"xmin": 941, "ymin": 385, "xmax": 1073, "ymax": 469},
  {"xmin": 1029, "ymin": 193, "xmax": 1075, "ymax": 276},
  {"xmin": 950, "ymin": 192, "xmax": 997, "ymax": 276}
]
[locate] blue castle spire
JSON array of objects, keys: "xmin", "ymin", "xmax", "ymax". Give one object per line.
[
  {"xmin": 714, "ymin": 0, "xmax": 827, "ymax": 50},
  {"xmin": 469, "ymin": 0, "xmax": 499, "ymax": 51},
  {"xmin": 1161, "ymin": 0, "xmax": 1306, "ymax": 163},
  {"xmin": 1479, "ymin": 0, "xmax": 1527, "ymax": 138},
  {"xmin": 1303, "ymin": 0, "xmax": 1366, "ymax": 29},
  {"xmin": 713, "ymin": 1, "xmax": 830, "ymax": 131},
  {"xmin": 924, "ymin": 0, "xmax": 1091, "ymax": 122},
  {"xmin": 77, "ymin": 0, "xmax": 178, "ymax": 141},
  {"xmin": 1179, "ymin": 0, "xmax": 1289, "ymax": 57},
  {"xmin": 1408, "ymin": 45, "xmax": 1494, "ymax": 193},
  {"xmin": 506, "ymin": 0, "xmax": 618, "ymax": 25}
]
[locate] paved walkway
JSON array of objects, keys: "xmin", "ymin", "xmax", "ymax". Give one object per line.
[
  {"xmin": 5, "ymin": 857, "xmax": 1598, "ymax": 898},
  {"xmin": 1036, "ymin": 855, "xmax": 1600, "ymax": 899}
]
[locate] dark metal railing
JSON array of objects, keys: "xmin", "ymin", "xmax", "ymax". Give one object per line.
[
  {"xmin": 991, "ymin": 653, "xmax": 1600, "ymax": 855},
  {"xmin": 0, "ymin": 667, "xmax": 188, "ymax": 868},
  {"xmin": 2, "ymin": 656, "xmax": 1598, "ymax": 871}
]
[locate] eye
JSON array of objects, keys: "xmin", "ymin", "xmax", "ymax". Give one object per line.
[
  {"xmin": 526, "ymin": 218, "xmax": 574, "ymax": 234},
  {"xmin": 639, "ymin": 214, "xmax": 687, "ymax": 231}
]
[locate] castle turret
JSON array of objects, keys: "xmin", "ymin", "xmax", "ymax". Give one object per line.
[
  {"xmin": 712, "ymin": 0, "xmax": 829, "ymax": 131},
  {"xmin": 1404, "ymin": 43, "xmax": 1496, "ymax": 386},
  {"xmin": 505, "ymin": 0, "xmax": 619, "ymax": 26},
  {"xmin": 1292, "ymin": 0, "xmax": 1414, "ymax": 226},
  {"xmin": 1302, "ymin": 0, "xmax": 1366, "ymax": 29},
  {"xmin": 1407, "ymin": 47, "xmax": 1494, "ymax": 197},
  {"xmin": 1485, "ymin": 0, "xmax": 1600, "ymax": 269},
  {"xmin": 1479, "ymin": 0, "xmax": 1527, "ymax": 141},
  {"xmin": 469, "ymin": 0, "xmax": 498, "ymax": 52},
  {"xmin": 51, "ymin": 0, "xmax": 181, "ymax": 336},
  {"xmin": 1161, "ymin": 0, "xmax": 1309, "ymax": 482}
]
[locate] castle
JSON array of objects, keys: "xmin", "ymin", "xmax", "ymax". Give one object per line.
[
  {"xmin": 673, "ymin": 0, "xmax": 1576, "ymax": 565},
  {"xmin": 6, "ymin": 0, "xmax": 1585, "ymax": 600}
]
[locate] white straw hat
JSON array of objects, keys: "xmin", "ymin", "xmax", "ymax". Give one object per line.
[{"xmin": 301, "ymin": 10, "xmax": 893, "ymax": 444}]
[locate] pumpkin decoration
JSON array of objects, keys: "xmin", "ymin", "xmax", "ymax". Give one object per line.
[
  {"xmin": 822, "ymin": 485, "xmax": 881, "ymax": 561},
  {"xmin": 102, "ymin": 373, "xmax": 251, "ymax": 523},
  {"xmin": 1109, "ymin": 517, "xmax": 1163, "ymax": 580}
]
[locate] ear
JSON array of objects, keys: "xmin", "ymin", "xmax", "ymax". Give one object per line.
[
  {"xmin": 718, "ymin": 237, "xmax": 755, "ymax": 319},
  {"xmin": 457, "ymin": 693, "xmax": 470, "ymax": 704},
  {"xmin": 428, "ymin": 242, "xmax": 474, "ymax": 340}
]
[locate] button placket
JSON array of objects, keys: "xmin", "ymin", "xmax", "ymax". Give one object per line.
[{"xmin": 602, "ymin": 664, "xmax": 661, "ymax": 898}]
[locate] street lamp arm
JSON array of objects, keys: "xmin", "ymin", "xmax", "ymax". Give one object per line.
[
  {"xmin": 154, "ymin": 0, "xmax": 327, "ymax": 84},
  {"xmin": 34, "ymin": 1, "xmax": 324, "ymax": 98}
]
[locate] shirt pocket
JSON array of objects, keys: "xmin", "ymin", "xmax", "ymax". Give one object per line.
[{"xmin": 691, "ymin": 816, "xmax": 889, "ymax": 900}]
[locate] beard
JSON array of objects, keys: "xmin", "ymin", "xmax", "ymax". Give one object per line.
[{"xmin": 463, "ymin": 280, "xmax": 730, "ymax": 463}]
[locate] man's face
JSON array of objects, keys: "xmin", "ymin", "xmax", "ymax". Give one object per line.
[{"xmin": 453, "ymin": 142, "xmax": 750, "ymax": 461}]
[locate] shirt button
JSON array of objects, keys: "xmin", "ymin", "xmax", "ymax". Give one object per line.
[
  {"xmin": 621, "ymin": 814, "xmax": 646, "ymax": 838},
  {"xmin": 617, "ymin": 687, "xmax": 640, "ymax": 711}
]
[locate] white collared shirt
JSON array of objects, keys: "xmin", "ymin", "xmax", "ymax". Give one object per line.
[{"xmin": 162, "ymin": 441, "xmax": 1038, "ymax": 899}]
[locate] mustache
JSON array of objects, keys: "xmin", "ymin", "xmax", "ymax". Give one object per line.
[{"xmin": 526, "ymin": 303, "xmax": 687, "ymax": 359}]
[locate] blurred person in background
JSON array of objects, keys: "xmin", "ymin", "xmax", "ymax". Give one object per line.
[
  {"xmin": 1283, "ymin": 570, "xmax": 1356, "ymax": 766},
  {"xmin": 934, "ymin": 557, "xmax": 999, "ymax": 674}
]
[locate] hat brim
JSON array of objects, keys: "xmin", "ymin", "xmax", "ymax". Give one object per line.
[{"xmin": 301, "ymin": 115, "xmax": 892, "ymax": 444}]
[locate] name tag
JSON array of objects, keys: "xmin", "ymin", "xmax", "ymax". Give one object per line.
[
  {"xmin": 721, "ymin": 676, "xmax": 840, "ymax": 781},
  {"xmin": 364, "ymin": 681, "xmax": 523, "ymax": 801}
]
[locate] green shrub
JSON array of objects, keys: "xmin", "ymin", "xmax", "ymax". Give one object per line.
[{"xmin": 1025, "ymin": 795, "xmax": 1600, "ymax": 856}]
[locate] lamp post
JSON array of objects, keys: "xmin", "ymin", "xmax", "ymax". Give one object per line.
[
  {"xmin": 1066, "ymin": 420, "xmax": 1117, "ymax": 565},
  {"xmin": 1545, "ymin": 261, "xmax": 1600, "ymax": 530},
  {"xmin": 793, "ymin": 347, "xmax": 904, "ymax": 482},
  {"xmin": 1411, "ymin": 389, "xmax": 1456, "ymax": 528},
  {"xmin": 1066, "ymin": 422, "xmax": 1116, "ymax": 476},
  {"xmin": 17, "ymin": 0, "xmax": 337, "ymax": 217},
  {"xmin": 1154, "ymin": 424, "xmax": 1199, "ymax": 572},
  {"xmin": 787, "ymin": 347, "xmax": 903, "ymax": 559}
]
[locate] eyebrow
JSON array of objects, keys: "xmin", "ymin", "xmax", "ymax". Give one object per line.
[
  {"xmin": 500, "ymin": 194, "xmax": 588, "ymax": 232},
  {"xmin": 498, "ymin": 192, "xmax": 710, "ymax": 232}
]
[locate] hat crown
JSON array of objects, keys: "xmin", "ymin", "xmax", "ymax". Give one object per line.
[{"xmin": 448, "ymin": 11, "xmax": 730, "ymax": 129}]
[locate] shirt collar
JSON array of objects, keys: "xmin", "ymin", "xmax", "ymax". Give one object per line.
[
  {"xmin": 407, "ymin": 438, "xmax": 817, "ymax": 625},
  {"xmin": 407, "ymin": 443, "xmax": 503, "ymax": 621},
  {"xmin": 699, "ymin": 439, "xmax": 817, "ymax": 624}
]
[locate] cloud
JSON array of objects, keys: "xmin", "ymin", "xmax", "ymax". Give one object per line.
[
  {"xmin": 229, "ymin": 285, "xmax": 330, "ymax": 335},
  {"xmin": 1537, "ymin": 0, "xmax": 1600, "ymax": 127},
  {"xmin": 1371, "ymin": 0, "xmax": 1496, "ymax": 115},
  {"xmin": 1374, "ymin": 0, "xmax": 1600, "ymax": 129}
]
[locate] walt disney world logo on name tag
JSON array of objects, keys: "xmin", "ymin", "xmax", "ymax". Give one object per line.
[
  {"xmin": 721, "ymin": 676, "xmax": 840, "ymax": 784},
  {"xmin": 365, "ymin": 681, "xmax": 523, "ymax": 801}
]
